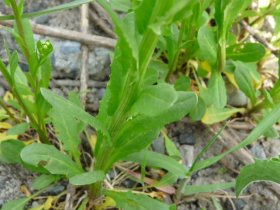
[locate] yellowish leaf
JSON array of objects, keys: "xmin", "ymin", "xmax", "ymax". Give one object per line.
[
  {"xmin": 148, "ymin": 191, "xmax": 165, "ymax": 200},
  {"xmin": 224, "ymin": 72, "xmax": 238, "ymax": 89},
  {"xmin": 0, "ymin": 122, "xmax": 12, "ymax": 130},
  {"xmin": 0, "ymin": 132, "xmax": 18, "ymax": 143},
  {"xmin": 89, "ymin": 134, "xmax": 97, "ymax": 151},
  {"xmin": 201, "ymin": 60, "xmax": 211, "ymax": 72},
  {"xmin": 97, "ymin": 196, "xmax": 116, "ymax": 210},
  {"xmin": 202, "ymin": 106, "xmax": 245, "ymax": 124},
  {"xmin": 43, "ymin": 196, "xmax": 54, "ymax": 210},
  {"xmin": 3, "ymin": 91, "xmax": 13, "ymax": 102},
  {"xmin": 21, "ymin": 185, "xmax": 31, "ymax": 197}
]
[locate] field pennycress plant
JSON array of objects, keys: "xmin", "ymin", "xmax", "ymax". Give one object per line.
[{"xmin": 1, "ymin": 0, "xmax": 280, "ymax": 209}]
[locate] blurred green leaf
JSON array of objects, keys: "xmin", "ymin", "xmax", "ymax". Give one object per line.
[
  {"xmin": 208, "ymin": 72, "xmax": 227, "ymax": 109},
  {"xmin": 21, "ymin": 143, "xmax": 84, "ymax": 177},
  {"xmin": 33, "ymin": 174, "xmax": 62, "ymax": 190},
  {"xmin": 184, "ymin": 182, "xmax": 235, "ymax": 194},
  {"xmin": 227, "ymin": 43, "xmax": 266, "ymax": 62},
  {"xmin": 236, "ymin": 159, "xmax": 280, "ymax": 197},
  {"xmin": 131, "ymin": 83, "xmax": 177, "ymax": 117},
  {"xmin": 0, "ymin": 0, "xmax": 97, "ymax": 21},
  {"xmin": 1, "ymin": 139, "xmax": 25, "ymax": 163},
  {"xmin": 197, "ymin": 26, "xmax": 217, "ymax": 65},
  {"xmin": 162, "ymin": 131, "xmax": 181, "ymax": 160},
  {"xmin": 1, "ymin": 197, "xmax": 30, "ymax": 210},
  {"xmin": 234, "ymin": 62, "xmax": 257, "ymax": 105},
  {"xmin": 104, "ymin": 190, "xmax": 170, "ymax": 210},
  {"xmin": 70, "ymin": 170, "xmax": 105, "ymax": 185},
  {"xmin": 111, "ymin": 0, "xmax": 131, "ymax": 12},
  {"xmin": 125, "ymin": 150, "xmax": 187, "ymax": 177},
  {"xmin": 174, "ymin": 75, "xmax": 191, "ymax": 91},
  {"xmin": 202, "ymin": 106, "xmax": 245, "ymax": 124},
  {"xmin": 7, "ymin": 123, "xmax": 29, "ymax": 135},
  {"xmin": 190, "ymin": 97, "xmax": 206, "ymax": 121},
  {"xmin": 41, "ymin": 88, "xmax": 111, "ymax": 145}
]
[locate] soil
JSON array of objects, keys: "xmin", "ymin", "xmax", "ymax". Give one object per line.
[{"xmin": 1, "ymin": 1, "xmax": 280, "ymax": 210}]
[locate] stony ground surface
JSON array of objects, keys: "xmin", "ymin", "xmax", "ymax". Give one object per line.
[{"xmin": 1, "ymin": 1, "xmax": 280, "ymax": 210}]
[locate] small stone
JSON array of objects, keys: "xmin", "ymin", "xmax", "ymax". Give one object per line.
[
  {"xmin": 250, "ymin": 143, "xmax": 266, "ymax": 160},
  {"xmin": 41, "ymin": 185, "xmax": 65, "ymax": 196},
  {"xmin": 19, "ymin": 63, "xmax": 29, "ymax": 72},
  {"xmin": 180, "ymin": 145, "xmax": 194, "ymax": 169},
  {"xmin": 226, "ymin": 80, "xmax": 247, "ymax": 107},
  {"xmin": 152, "ymin": 135, "xmax": 165, "ymax": 155},
  {"xmin": 97, "ymin": 88, "xmax": 106, "ymax": 100},
  {"xmin": 0, "ymin": 86, "xmax": 5, "ymax": 98},
  {"xmin": 179, "ymin": 133, "xmax": 195, "ymax": 145},
  {"xmin": 52, "ymin": 88, "xmax": 64, "ymax": 97},
  {"xmin": 122, "ymin": 179, "xmax": 135, "ymax": 188},
  {"xmin": 225, "ymin": 198, "xmax": 246, "ymax": 210},
  {"xmin": 35, "ymin": 15, "xmax": 49, "ymax": 24},
  {"xmin": 108, "ymin": 169, "xmax": 116, "ymax": 180},
  {"xmin": 31, "ymin": 201, "xmax": 40, "ymax": 208},
  {"xmin": 60, "ymin": 41, "xmax": 81, "ymax": 55}
]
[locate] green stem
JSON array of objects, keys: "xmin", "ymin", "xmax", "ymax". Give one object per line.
[
  {"xmin": 165, "ymin": 19, "xmax": 187, "ymax": 82},
  {"xmin": 0, "ymin": 98, "xmax": 19, "ymax": 124},
  {"xmin": 217, "ymin": 41, "xmax": 226, "ymax": 72},
  {"xmin": 10, "ymin": 0, "xmax": 31, "ymax": 61},
  {"xmin": 10, "ymin": 0, "xmax": 49, "ymax": 144},
  {"xmin": 13, "ymin": 88, "xmax": 50, "ymax": 144}
]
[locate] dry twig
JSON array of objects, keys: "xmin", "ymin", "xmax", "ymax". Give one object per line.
[
  {"xmin": 80, "ymin": 4, "xmax": 90, "ymax": 106},
  {"xmin": 240, "ymin": 20, "xmax": 278, "ymax": 57},
  {"xmin": 89, "ymin": 9, "xmax": 117, "ymax": 39},
  {"xmin": 91, "ymin": 2, "xmax": 114, "ymax": 29},
  {"xmin": 0, "ymin": 20, "xmax": 116, "ymax": 49},
  {"xmin": 49, "ymin": 79, "xmax": 106, "ymax": 88}
]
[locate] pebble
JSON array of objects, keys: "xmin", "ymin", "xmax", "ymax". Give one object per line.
[
  {"xmin": 122, "ymin": 179, "xmax": 136, "ymax": 188},
  {"xmin": 0, "ymin": 86, "xmax": 5, "ymax": 97},
  {"xmin": 41, "ymin": 185, "xmax": 65, "ymax": 196},
  {"xmin": 180, "ymin": 145, "xmax": 194, "ymax": 169},
  {"xmin": 226, "ymin": 81, "xmax": 247, "ymax": 107},
  {"xmin": 250, "ymin": 143, "xmax": 266, "ymax": 160},
  {"xmin": 152, "ymin": 135, "xmax": 165, "ymax": 155},
  {"xmin": 97, "ymin": 88, "xmax": 106, "ymax": 100},
  {"xmin": 179, "ymin": 133, "xmax": 195, "ymax": 145},
  {"xmin": 35, "ymin": 15, "xmax": 49, "ymax": 24},
  {"xmin": 60, "ymin": 41, "xmax": 81, "ymax": 55}
]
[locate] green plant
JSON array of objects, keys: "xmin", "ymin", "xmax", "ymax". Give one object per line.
[{"xmin": 1, "ymin": 0, "xmax": 280, "ymax": 210}]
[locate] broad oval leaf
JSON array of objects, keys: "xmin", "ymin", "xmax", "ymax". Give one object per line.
[
  {"xmin": 1, "ymin": 139, "xmax": 25, "ymax": 163},
  {"xmin": 7, "ymin": 123, "xmax": 29, "ymax": 135},
  {"xmin": 234, "ymin": 62, "xmax": 257, "ymax": 105},
  {"xmin": 69, "ymin": 170, "xmax": 105, "ymax": 185},
  {"xmin": 1, "ymin": 197, "xmax": 30, "ymax": 210},
  {"xmin": 184, "ymin": 182, "xmax": 235, "ymax": 195},
  {"xmin": 227, "ymin": 43, "xmax": 266, "ymax": 62},
  {"xmin": 236, "ymin": 159, "xmax": 280, "ymax": 197},
  {"xmin": 130, "ymin": 83, "xmax": 177, "ymax": 116},
  {"xmin": 21, "ymin": 143, "xmax": 84, "ymax": 177},
  {"xmin": 33, "ymin": 174, "xmax": 62, "ymax": 190},
  {"xmin": 197, "ymin": 26, "xmax": 217, "ymax": 65},
  {"xmin": 202, "ymin": 106, "xmax": 245, "ymax": 124},
  {"xmin": 125, "ymin": 150, "xmax": 187, "ymax": 177},
  {"xmin": 208, "ymin": 72, "xmax": 227, "ymax": 109},
  {"xmin": 104, "ymin": 190, "xmax": 170, "ymax": 210}
]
